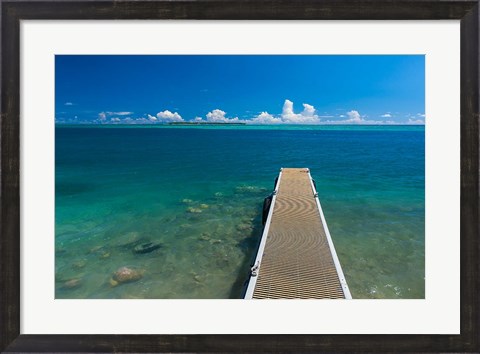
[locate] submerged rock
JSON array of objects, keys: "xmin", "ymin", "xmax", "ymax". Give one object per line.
[
  {"xmin": 120, "ymin": 294, "xmax": 143, "ymax": 299},
  {"xmin": 111, "ymin": 231, "xmax": 141, "ymax": 248},
  {"xmin": 236, "ymin": 223, "xmax": 253, "ymax": 232},
  {"xmin": 62, "ymin": 278, "xmax": 82, "ymax": 289},
  {"xmin": 215, "ymin": 257, "xmax": 229, "ymax": 268},
  {"xmin": 199, "ymin": 234, "xmax": 210, "ymax": 241},
  {"xmin": 222, "ymin": 206, "xmax": 234, "ymax": 214},
  {"xmin": 88, "ymin": 245, "xmax": 104, "ymax": 254},
  {"xmin": 235, "ymin": 185, "xmax": 267, "ymax": 194},
  {"xmin": 189, "ymin": 271, "xmax": 204, "ymax": 284},
  {"xmin": 187, "ymin": 207, "xmax": 202, "ymax": 214},
  {"xmin": 71, "ymin": 259, "xmax": 87, "ymax": 270},
  {"xmin": 133, "ymin": 242, "xmax": 162, "ymax": 254},
  {"xmin": 111, "ymin": 266, "xmax": 144, "ymax": 285},
  {"xmin": 55, "ymin": 247, "xmax": 67, "ymax": 256},
  {"xmin": 199, "ymin": 204, "xmax": 209, "ymax": 209},
  {"xmin": 181, "ymin": 199, "xmax": 194, "ymax": 204}
]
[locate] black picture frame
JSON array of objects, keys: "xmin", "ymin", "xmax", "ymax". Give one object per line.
[{"xmin": 1, "ymin": 1, "xmax": 478, "ymax": 352}]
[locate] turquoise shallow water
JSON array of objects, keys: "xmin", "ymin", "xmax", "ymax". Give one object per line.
[{"xmin": 55, "ymin": 125, "xmax": 425, "ymax": 299}]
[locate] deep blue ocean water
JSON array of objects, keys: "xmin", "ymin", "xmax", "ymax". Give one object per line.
[{"xmin": 55, "ymin": 125, "xmax": 425, "ymax": 299}]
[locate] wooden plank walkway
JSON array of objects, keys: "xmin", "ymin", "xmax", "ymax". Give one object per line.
[{"xmin": 244, "ymin": 168, "xmax": 351, "ymax": 299}]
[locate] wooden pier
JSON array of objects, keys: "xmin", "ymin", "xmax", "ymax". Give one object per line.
[{"xmin": 244, "ymin": 168, "xmax": 352, "ymax": 299}]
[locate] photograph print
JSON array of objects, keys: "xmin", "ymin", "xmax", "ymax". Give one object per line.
[{"xmin": 55, "ymin": 55, "xmax": 425, "ymax": 300}]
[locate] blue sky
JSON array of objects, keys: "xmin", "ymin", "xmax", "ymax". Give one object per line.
[{"xmin": 55, "ymin": 55, "xmax": 425, "ymax": 125}]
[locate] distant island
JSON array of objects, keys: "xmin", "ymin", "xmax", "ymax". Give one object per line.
[{"xmin": 168, "ymin": 122, "xmax": 246, "ymax": 126}]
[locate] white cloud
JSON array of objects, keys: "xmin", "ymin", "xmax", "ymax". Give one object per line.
[
  {"xmin": 321, "ymin": 110, "xmax": 385, "ymax": 125},
  {"xmin": 106, "ymin": 111, "xmax": 133, "ymax": 116},
  {"xmin": 135, "ymin": 118, "xmax": 151, "ymax": 124},
  {"xmin": 98, "ymin": 111, "xmax": 134, "ymax": 122},
  {"xmin": 302, "ymin": 103, "xmax": 315, "ymax": 117},
  {"xmin": 246, "ymin": 100, "xmax": 327, "ymax": 125},
  {"xmin": 280, "ymin": 99, "xmax": 321, "ymax": 124},
  {"xmin": 99, "ymin": 111, "xmax": 134, "ymax": 118},
  {"xmin": 404, "ymin": 113, "xmax": 425, "ymax": 125},
  {"xmin": 281, "ymin": 99, "xmax": 294, "ymax": 116},
  {"xmin": 250, "ymin": 112, "xmax": 282, "ymax": 124},
  {"xmin": 96, "ymin": 109, "xmax": 183, "ymax": 124},
  {"xmin": 345, "ymin": 110, "xmax": 364, "ymax": 123},
  {"xmin": 156, "ymin": 110, "xmax": 183, "ymax": 122},
  {"xmin": 65, "ymin": 102, "xmax": 73, "ymax": 106},
  {"xmin": 206, "ymin": 109, "xmax": 243, "ymax": 123},
  {"xmin": 246, "ymin": 99, "xmax": 334, "ymax": 125},
  {"xmin": 92, "ymin": 101, "xmax": 415, "ymax": 126},
  {"xmin": 407, "ymin": 118, "xmax": 425, "ymax": 125}
]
